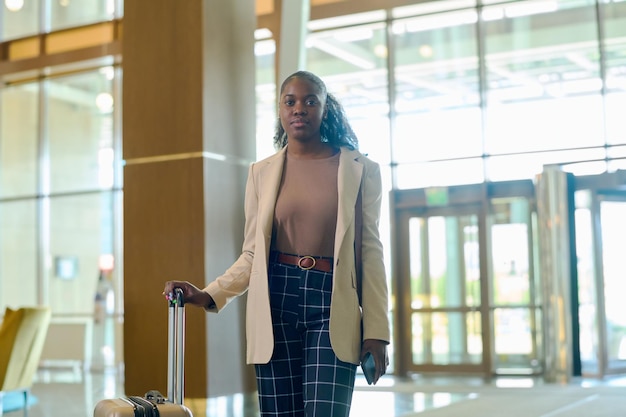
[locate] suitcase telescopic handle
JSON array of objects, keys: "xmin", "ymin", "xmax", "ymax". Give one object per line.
[{"xmin": 167, "ymin": 288, "xmax": 185, "ymax": 405}]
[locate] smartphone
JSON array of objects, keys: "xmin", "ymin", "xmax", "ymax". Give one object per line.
[{"xmin": 360, "ymin": 352, "xmax": 376, "ymax": 385}]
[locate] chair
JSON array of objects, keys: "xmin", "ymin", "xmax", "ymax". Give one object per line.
[{"xmin": 0, "ymin": 306, "xmax": 51, "ymax": 417}]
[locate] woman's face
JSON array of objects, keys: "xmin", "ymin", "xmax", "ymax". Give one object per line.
[{"xmin": 279, "ymin": 77, "xmax": 326, "ymax": 144}]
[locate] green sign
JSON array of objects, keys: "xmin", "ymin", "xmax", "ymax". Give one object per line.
[{"xmin": 425, "ymin": 187, "xmax": 449, "ymax": 206}]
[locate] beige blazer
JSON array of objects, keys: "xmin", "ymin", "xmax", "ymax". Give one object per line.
[{"xmin": 204, "ymin": 146, "xmax": 390, "ymax": 365}]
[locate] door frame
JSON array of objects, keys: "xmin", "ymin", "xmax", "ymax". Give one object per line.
[
  {"xmin": 391, "ymin": 180, "xmax": 536, "ymax": 377},
  {"xmin": 396, "ymin": 203, "xmax": 489, "ymax": 374},
  {"xmin": 579, "ymin": 187, "xmax": 626, "ymax": 377}
]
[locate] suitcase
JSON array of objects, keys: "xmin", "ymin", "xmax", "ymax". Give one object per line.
[{"xmin": 94, "ymin": 289, "xmax": 193, "ymax": 417}]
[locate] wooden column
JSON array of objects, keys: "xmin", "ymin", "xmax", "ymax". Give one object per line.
[{"xmin": 122, "ymin": 0, "xmax": 256, "ymax": 398}]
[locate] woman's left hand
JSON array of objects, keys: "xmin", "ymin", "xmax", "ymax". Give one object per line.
[{"xmin": 360, "ymin": 339, "xmax": 389, "ymax": 384}]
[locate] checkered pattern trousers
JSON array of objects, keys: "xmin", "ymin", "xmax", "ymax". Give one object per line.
[{"xmin": 255, "ymin": 261, "xmax": 357, "ymax": 417}]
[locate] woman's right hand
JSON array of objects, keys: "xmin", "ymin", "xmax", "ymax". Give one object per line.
[{"xmin": 163, "ymin": 280, "xmax": 215, "ymax": 309}]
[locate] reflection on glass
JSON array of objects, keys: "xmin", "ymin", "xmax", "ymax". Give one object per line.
[
  {"xmin": 410, "ymin": 391, "xmax": 459, "ymax": 413},
  {"xmin": 349, "ymin": 392, "xmax": 396, "ymax": 417},
  {"xmin": 0, "ymin": 200, "xmax": 38, "ymax": 311},
  {"xmin": 0, "ymin": 83, "xmax": 39, "ymax": 198},
  {"xmin": 46, "ymin": 70, "xmax": 115, "ymax": 193}
]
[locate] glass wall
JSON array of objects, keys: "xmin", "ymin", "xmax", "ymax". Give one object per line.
[
  {"xmin": 1, "ymin": 0, "xmax": 121, "ymax": 41},
  {"xmin": 0, "ymin": 0, "xmax": 123, "ymax": 369},
  {"xmin": 392, "ymin": 1, "xmax": 484, "ymax": 188},
  {"xmin": 482, "ymin": 0, "xmax": 606, "ymax": 179},
  {"xmin": 0, "ymin": 66, "xmax": 119, "ymax": 307},
  {"xmin": 255, "ymin": 0, "xmax": 626, "ymax": 252},
  {"xmin": 275, "ymin": 0, "xmax": 625, "ymax": 191},
  {"xmin": 0, "ymin": 65, "xmax": 121, "ymax": 370}
]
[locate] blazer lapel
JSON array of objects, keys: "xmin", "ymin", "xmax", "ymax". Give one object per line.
[
  {"xmin": 257, "ymin": 147, "xmax": 286, "ymax": 243},
  {"xmin": 335, "ymin": 148, "xmax": 363, "ymax": 259}
]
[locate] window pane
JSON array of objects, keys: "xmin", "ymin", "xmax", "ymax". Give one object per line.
[
  {"xmin": 486, "ymin": 147, "xmax": 607, "ymax": 181},
  {"xmin": 1, "ymin": 0, "xmax": 39, "ymax": 40},
  {"xmin": 255, "ymin": 36, "xmax": 276, "ymax": 160},
  {"xmin": 605, "ymin": 93, "xmax": 626, "ymax": 147},
  {"xmin": 491, "ymin": 223, "xmax": 530, "ymax": 305},
  {"xmin": 395, "ymin": 109, "xmax": 482, "ymax": 163},
  {"xmin": 409, "ymin": 215, "xmax": 481, "ymax": 309},
  {"xmin": 483, "ymin": 0, "xmax": 603, "ymax": 156},
  {"xmin": 392, "ymin": 10, "xmax": 482, "ymax": 163},
  {"xmin": 484, "ymin": 96, "xmax": 604, "ymax": 154},
  {"xmin": 47, "ymin": 69, "xmax": 115, "ymax": 193},
  {"xmin": 412, "ymin": 312, "xmax": 482, "ymax": 365},
  {"xmin": 49, "ymin": 0, "xmax": 117, "ymax": 31},
  {"xmin": 307, "ymin": 22, "xmax": 391, "ymax": 162},
  {"xmin": 397, "ymin": 158, "xmax": 485, "ymax": 189},
  {"xmin": 0, "ymin": 200, "xmax": 38, "ymax": 311},
  {"xmin": 1, "ymin": 83, "xmax": 39, "ymax": 198},
  {"xmin": 602, "ymin": 1, "xmax": 626, "ymax": 146},
  {"xmin": 600, "ymin": 201, "xmax": 626, "ymax": 365},
  {"xmin": 493, "ymin": 308, "xmax": 534, "ymax": 355},
  {"xmin": 48, "ymin": 192, "xmax": 115, "ymax": 315}
]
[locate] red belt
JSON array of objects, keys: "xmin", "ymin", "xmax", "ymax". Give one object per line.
[{"xmin": 272, "ymin": 252, "xmax": 334, "ymax": 273}]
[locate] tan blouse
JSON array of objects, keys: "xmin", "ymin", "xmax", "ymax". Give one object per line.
[{"xmin": 272, "ymin": 151, "xmax": 339, "ymax": 257}]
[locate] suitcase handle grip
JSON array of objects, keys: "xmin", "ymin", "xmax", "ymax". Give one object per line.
[
  {"xmin": 167, "ymin": 288, "xmax": 185, "ymax": 405},
  {"xmin": 167, "ymin": 288, "xmax": 185, "ymax": 307}
]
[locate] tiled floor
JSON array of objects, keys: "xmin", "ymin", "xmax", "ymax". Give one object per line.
[{"xmin": 6, "ymin": 368, "xmax": 626, "ymax": 417}]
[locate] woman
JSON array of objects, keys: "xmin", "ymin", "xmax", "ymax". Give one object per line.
[{"xmin": 164, "ymin": 70, "xmax": 390, "ymax": 417}]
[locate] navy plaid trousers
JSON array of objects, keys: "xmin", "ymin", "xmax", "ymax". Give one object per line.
[{"xmin": 254, "ymin": 261, "xmax": 357, "ymax": 417}]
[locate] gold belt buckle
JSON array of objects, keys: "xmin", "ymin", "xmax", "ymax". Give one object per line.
[{"xmin": 297, "ymin": 255, "xmax": 316, "ymax": 270}]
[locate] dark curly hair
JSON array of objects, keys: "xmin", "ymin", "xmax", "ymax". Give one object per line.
[{"xmin": 273, "ymin": 70, "xmax": 359, "ymax": 151}]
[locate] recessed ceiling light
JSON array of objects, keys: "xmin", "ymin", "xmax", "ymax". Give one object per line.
[{"xmin": 5, "ymin": 0, "xmax": 24, "ymax": 12}]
